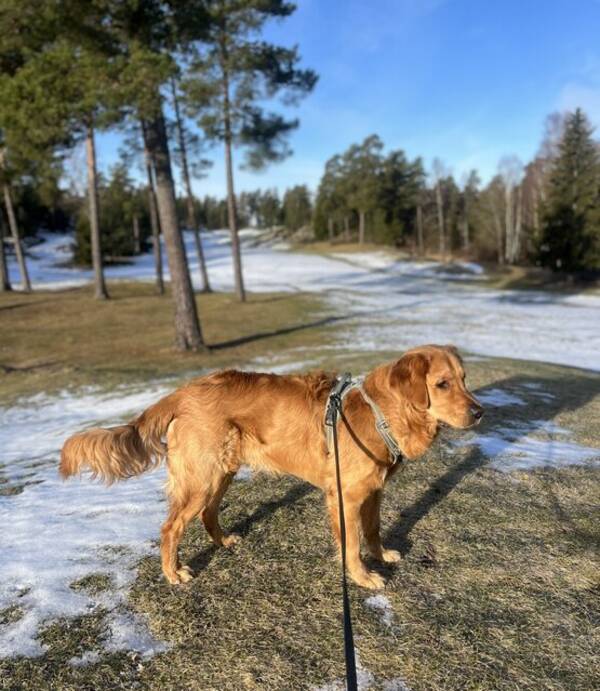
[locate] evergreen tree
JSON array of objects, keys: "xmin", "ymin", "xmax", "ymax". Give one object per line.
[
  {"xmin": 183, "ymin": 0, "xmax": 317, "ymax": 301},
  {"xmin": 343, "ymin": 135, "xmax": 384, "ymax": 244},
  {"xmin": 282, "ymin": 185, "xmax": 312, "ymax": 231},
  {"xmin": 539, "ymin": 108, "xmax": 600, "ymax": 273}
]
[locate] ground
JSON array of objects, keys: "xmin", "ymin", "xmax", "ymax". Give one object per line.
[{"xmin": 1, "ymin": 232, "xmax": 599, "ymax": 690}]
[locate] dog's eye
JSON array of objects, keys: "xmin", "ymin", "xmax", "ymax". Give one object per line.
[{"xmin": 436, "ymin": 380, "xmax": 449, "ymax": 390}]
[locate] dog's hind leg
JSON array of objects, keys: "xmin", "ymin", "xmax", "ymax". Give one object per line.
[
  {"xmin": 200, "ymin": 471, "xmax": 240, "ymax": 547},
  {"xmin": 161, "ymin": 495, "xmax": 204, "ymax": 584}
]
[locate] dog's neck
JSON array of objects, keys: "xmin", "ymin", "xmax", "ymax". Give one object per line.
[{"xmin": 363, "ymin": 365, "xmax": 438, "ymax": 460}]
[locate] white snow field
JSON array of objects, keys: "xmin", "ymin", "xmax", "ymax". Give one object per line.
[
  {"xmin": 6, "ymin": 229, "xmax": 600, "ymax": 370},
  {"xmin": 1, "ymin": 231, "xmax": 599, "ymax": 661}
]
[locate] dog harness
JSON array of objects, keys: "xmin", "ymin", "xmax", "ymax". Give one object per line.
[{"xmin": 324, "ymin": 373, "xmax": 403, "ymax": 465}]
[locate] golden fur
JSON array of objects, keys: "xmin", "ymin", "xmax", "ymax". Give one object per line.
[{"xmin": 60, "ymin": 344, "xmax": 483, "ymax": 589}]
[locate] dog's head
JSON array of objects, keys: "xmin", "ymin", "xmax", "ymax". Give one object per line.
[{"xmin": 388, "ymin": 345, "xmax": 483, "ymax": 428}]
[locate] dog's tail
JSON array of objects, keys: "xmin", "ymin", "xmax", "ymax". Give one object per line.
[{"xmin": 60, "ymin": 393, "xmax": 178, "ymax": 484}]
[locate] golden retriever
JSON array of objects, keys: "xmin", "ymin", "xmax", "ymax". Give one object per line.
[{"xmin": 60, "ymin": 344, "xmax": 483, "ymax": 589}]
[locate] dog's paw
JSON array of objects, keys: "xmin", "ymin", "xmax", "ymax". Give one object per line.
[
  {"xmin": 165, "ymin": 565, "xmax": 194, "ymax": 585},
  {"xmin": 353, "ymin": 569, "xmax": 386, "ymax": 590},
  {"xmin": 381, "ymin": 549, "xmax": 402, "ymax": 564},
  {"xmin": 222, "ymin": 533, "xmax": 241, "ymax": 548},
  {"xmin": 175, "ymin": 565, "xmax": 194, "ymax": 583}
]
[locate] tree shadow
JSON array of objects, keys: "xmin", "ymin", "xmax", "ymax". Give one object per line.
[
  {"xmin": 208, "ymin": 315, "xmax": 349, "ymax": 350},
  {"xmin": 384, "ymin": 370, "xmax": 600, "ymax": 556}
]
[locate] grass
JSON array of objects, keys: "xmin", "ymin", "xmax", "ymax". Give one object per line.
[
  {"xmin": 1, "ymin": 276, "xmax": 599, "ymax": 689},
  {"xmin": 0, "ymin": 282, "xmax": 330, "ymax": 404}
]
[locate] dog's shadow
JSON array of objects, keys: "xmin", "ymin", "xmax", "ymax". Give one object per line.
[
  {"xmin": 187, "ymin": 482, "xmax": 314, "ymax": 573},
  {"xmin": 384, "ymin": 370, "xmax": 599, "ymax": 558}
]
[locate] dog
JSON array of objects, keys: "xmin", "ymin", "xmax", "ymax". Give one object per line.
[{"xmin": 60, "ymin": 344, "xmax": 483, "ymax": 589}]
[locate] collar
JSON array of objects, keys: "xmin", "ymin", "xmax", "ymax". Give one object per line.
[{"xmin": 324, "ymin": 373, "xmax": 403, "ymax": 465}]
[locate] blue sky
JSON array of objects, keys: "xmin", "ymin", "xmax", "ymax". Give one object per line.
[{"xmin": 96, "ymin": 0, "xmax": 600, "ymax": 197}]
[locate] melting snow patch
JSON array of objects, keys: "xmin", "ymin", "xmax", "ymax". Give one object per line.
[
  {"xmin": 68, "ymin": 650, "xmax": 101, "ymax": 668},
  {"xmin": 0, "ymin": 382, "xmax": 262, "ymax": 659},
  {"xmin": 456, "ymin": 423, "xmax": 600, "ymax": 472},
  {"xmin": 476, "ymin": 389, "xmax": 526, "ymax": 407},
  {"xmin": 365, "ymin": 594, "xmax": 394, "ymax": 627},
  {"xmin": 312, "ymin": 648, "xmax": 410, "ymax": 691}
]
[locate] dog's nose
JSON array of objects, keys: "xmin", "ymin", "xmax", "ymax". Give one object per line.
[{"xmin": 471, "ymin": 405, "xmax": 484, "ymax": 420}]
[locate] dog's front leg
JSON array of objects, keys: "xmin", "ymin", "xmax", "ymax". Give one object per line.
[
  {"xmin": 360, "ymin": 491, "xmax": 401, "ymax": 565},
  {"xmin": 326, "ymin": 490, "xmax": 385, "ymax": 590}
]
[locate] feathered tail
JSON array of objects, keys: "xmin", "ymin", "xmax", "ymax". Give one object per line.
[{"xmin": 60, "ymin": 393, "xmax": 177, "ymax": 484}]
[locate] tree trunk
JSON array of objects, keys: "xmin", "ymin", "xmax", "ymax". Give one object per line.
[
  {"xmin": 171, "ymin": 79, "xmax": 211, "ymax": 293},
  {"xmin": 358, "ymin": 210, "xmax": 366, "ymax": 245},
  {"xmin": 435, "ymin": 182, "xmax": 446, "ymax": 257},
  {"xmin": 416, "ymin": 204, "xmax": 424, "ymax": 256},
  {"xmin": 85, "ymin": 125, "xmax": 108, "ymax": 300},
  {"xmin": 511, "ymin": 185, "xmax": 523, "ymax": 264},
  {"xmin": 132, "ymin": 214, "xmax": 141, "ymax": 254},
  {"xmin": 221, "ymin": 47, "xmax": 245, "ymax": 302},
  {"xmin": 141, "ymin": 120, "xmax": 164, "ymax": 295},
  {"xmin": 343, "ymin": 216, "xmax": 350, "ymax": 241},
  {"xmin": 3, "ymin": 183, "xmax": 30, "ymax": 292},
  {"xmin": 462, "ymin": 198, "xmax": 470, "ymax": 251},
  {"xmin": 327, "ymin": 217, "xmax": 334, "ymax": 243},
  {"xmin": 504, "ymin": 182, "xmax": 513, "ymax": 264},
  {"xmin": 143, "ymin": 107, "xmax": 205, "ymax": 351},
  {"xmin": 489, "ymin": 199, "xmax": 504, "ymax": 265},
  {"xmin": 0, "ymin": 211, "xmax": 11, "ymax": 291}
]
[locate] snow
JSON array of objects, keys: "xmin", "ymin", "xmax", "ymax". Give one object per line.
[
  {"xmin": 452, "ymin": 382, "xmax": 599, "ymax": 472},
  {"xmin": 312, "ymin": 648, "xmax": 410, "ymax": 691},
  {"xmin": 6, "ymin": 229, "xmax": 600, "ymax": 370},
  {"xmin": 365, "ymin": 594, "xmax": 394, "ymax": 627},
  {"xmin": 2, "ymin": 231, "xmax": 600, "ymax": 660},
  {"xmin": 476, "ymin": 389, "xmax": 526, "ymax": 407},
  {"xmin": 0, "ymin": 358, "xmax": 309, "ymax": 658},
  {"xmin": 457, "ymin": 428, "xmax": 600, "ymax": 472}
]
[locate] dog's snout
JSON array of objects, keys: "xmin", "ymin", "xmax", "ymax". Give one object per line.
[{"xmin": 471, "ymin": 405, "xmax": 484, "ymax": 420}]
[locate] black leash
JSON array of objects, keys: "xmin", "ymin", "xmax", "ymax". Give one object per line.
[{"xmin": 328, "ymin": 376, "xmax": 358, "ymax": 691}]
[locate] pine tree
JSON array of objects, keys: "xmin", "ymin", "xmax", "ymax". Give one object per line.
[
  {"xmin": 170, "ymin": 78, "xmax": 212, "ymax": 293},
  {"xmin": 282, "ymin": 185, "xmax": 312, "ymax": 231},
  {"xmin": 540, "ymin": 108, "xmax": 600, "ymax": 273},
  {"xmin": 343, "ymin": 135, "xmax": 384, "ymax": 244},
  {"xmin": 183, "ymin": 0, "xmax": 317, "ymax": 301}
]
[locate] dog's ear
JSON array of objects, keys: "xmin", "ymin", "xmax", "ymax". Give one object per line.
[
  {"xmin": 389, "ymin": 353, "xmax": 430, "ymax": 410},
  {"xmin": 445, "ymin": 344, "xmax": 463, "ymax": 363}
]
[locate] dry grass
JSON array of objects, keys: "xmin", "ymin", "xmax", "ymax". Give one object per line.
[
  {"xmin": 0, "ymin": 282, "xmax": 330, "ymax": 404},
  {"xmin": 1, "ymin": 347, "xmax": 599, "ymax": 690}
]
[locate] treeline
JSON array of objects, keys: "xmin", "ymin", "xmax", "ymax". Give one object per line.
[
  {"xmin": 199, "ymin": 185, "xmax": 312, "ymax": 231},
  {"xmin": 313, "ymin": 110, "xmax": 600, "ymax": 274},
  {"xmin": 0, "ymin": 0, "xmax": 316, "ymax": 349}
]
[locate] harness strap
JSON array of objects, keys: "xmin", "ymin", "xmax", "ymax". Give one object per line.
[{"xmin": 324, "ymin": 374, "xmax": 403, "ymax": 465}]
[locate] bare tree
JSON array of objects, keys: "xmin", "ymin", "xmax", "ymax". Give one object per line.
[
  {"xmin": 432, "ymin": 158, "xmax": 448, "ymax": 257},
  {"xmin": 498, "ymin": 156, "xmax": 524, "ymax": 264},
  {"xmin": 416, "ymin": 203, "xmax": 424, "ymax": 255},
  {"xmin": 2, "ymin": 187, "xmax": 31, "ymax": 292},
  {"xmin": 0, "ymin": 210, "xmax": 11, "ymax": 291}
]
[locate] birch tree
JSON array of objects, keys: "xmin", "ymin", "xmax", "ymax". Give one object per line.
[{"xmin": 432, "ymin": 158, "xmax": 448, "ymax": 257}]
